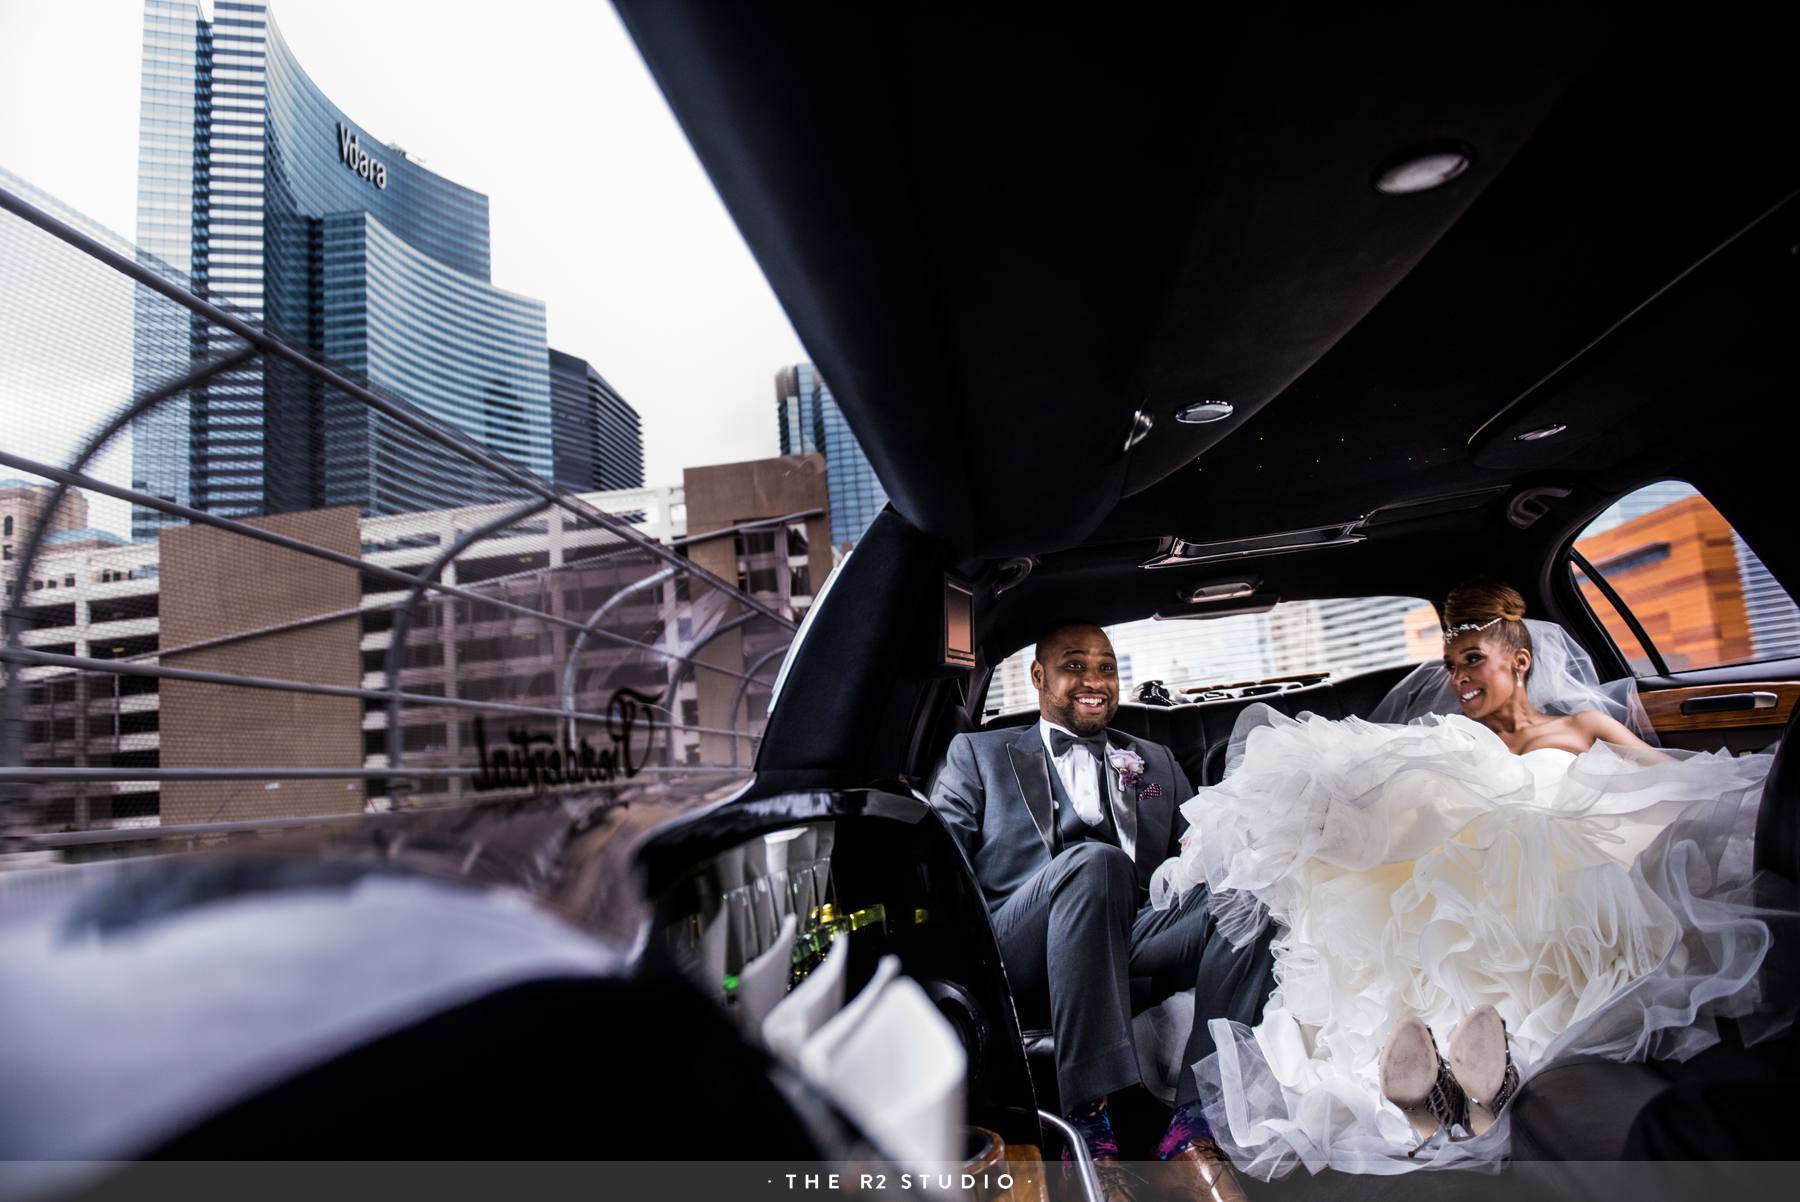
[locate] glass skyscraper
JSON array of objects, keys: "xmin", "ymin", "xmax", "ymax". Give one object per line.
[
  {"xmin": 775, "ymin": 363, "xmax": 889, "ymax": 549},
  {"xmin": 549, "ymin": 349, "xmax": 644, "ymax": 492},
  {"xmin": 133, "ymin": 0, "xmax": 554, "ymax": 535}
]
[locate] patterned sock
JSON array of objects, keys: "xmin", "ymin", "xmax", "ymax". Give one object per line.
[
  {"xmin": 1061, "ymin": 1096, "xmax": 1120, "ymax": 1163},
  {"xmin": 1157, "ymin": 1100, "xmax": 1214, "ymax": 1159}
]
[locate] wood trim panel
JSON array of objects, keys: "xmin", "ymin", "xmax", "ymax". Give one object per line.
[{"xmin": 1641, "ymin": 681, "xmax": 1800, "ymax": 733}]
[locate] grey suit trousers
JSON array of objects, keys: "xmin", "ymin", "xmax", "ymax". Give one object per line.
[{"xmin": 991, "ymin": 841, "xmax": 1277, "ymax": 1109}]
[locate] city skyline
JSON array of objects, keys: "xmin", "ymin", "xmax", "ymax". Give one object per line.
[
  {"xmin": 130, "ymin": 0, "xmax": 626, "ymax": 532},
  {"xmin": 0, "ymin": 0, "xmax": 809, "ymax": 497}
]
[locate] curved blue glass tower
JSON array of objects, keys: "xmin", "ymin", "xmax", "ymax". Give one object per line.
[
  {"xmin": 134, "ymin": 0, "xmax": 553, "ymax": 531},
  {"xmin": 776, "ymin": 364, "xmax": 889, "ymax": 549}
]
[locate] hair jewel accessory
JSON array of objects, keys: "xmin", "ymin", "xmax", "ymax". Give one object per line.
[{"xmin": 1443, "ymin": 617, "xmax": 1503, "ymax": 643}]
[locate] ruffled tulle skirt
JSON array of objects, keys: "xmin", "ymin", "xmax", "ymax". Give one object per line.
[{"xmin": 1150, "ymin": 708, "xmax": 1782, "ymax": 1177}]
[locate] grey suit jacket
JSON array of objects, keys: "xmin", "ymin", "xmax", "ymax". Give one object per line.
[{"xmin": 930, "ymin": 722, "xmax": 1194, "ymax": 911}]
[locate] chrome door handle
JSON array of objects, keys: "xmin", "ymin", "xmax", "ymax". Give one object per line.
[{"xmin": 1679, "ymin": 691, "xmax": 1780, "ymax": 715}]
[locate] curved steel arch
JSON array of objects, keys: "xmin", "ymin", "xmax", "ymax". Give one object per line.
[
  {"xmin": 560, "ymin": 564, "xmax": 684, "ymax": 750},
  {"xmin": 381, "ymin": 496, "xmax": 555, "ymax": 776},
  {"xmin": 1, "ymin": 346, "xmax": 256, "ymax": 789},
  {"xmin": 727, "ymin": 644, "xmax": 789, "ymax": 767}
]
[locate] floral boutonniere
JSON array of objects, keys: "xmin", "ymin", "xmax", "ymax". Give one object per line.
[{"xmin": 1107, "ymin": 746, "xmax": 1158, "ymax": 797}]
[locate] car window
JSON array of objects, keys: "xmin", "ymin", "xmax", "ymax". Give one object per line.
[
  {"xmin": 1571, "ymin": 481, "xmax": 1800, "ymax": 673},
  {"xmin": 987, "ymin": 596, "xmax": 1439, "ymax": 714},
  {"xmin": 1571, "ymin": 572, "xmax": 1658, "ymax": 675}
]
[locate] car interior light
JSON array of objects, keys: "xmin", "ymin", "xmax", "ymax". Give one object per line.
[
  {"xmin": 1152, "ymin": 593, "xmax": 1281, "ymax": 621},
  {"xmin": 1515, "ymin": 423, "xmax": 1568, "ymax": 441},
  {"xmin": 1374, "ymin": 146, "xmax": 1473, "ymax": 195},
  {"xmin": 1185, "ymin": 579, "xmax": 1258, "ymax": 603},
  {"xmin": 1175, "ymin": 401, "xmax": 1235, "ymax": 424}
]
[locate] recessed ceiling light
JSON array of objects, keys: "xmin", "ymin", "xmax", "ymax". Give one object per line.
[
  {"xmin": 1374, "ymin": 145, "xmax": 1473, "ymax": 195},
  {"xmin": 1175, "ymin": 401, "xmax": 1234, "ymax": 424},
  {"xmin": 1515, "ymin": 423, "xmax": 1568, "ymax": 442}
]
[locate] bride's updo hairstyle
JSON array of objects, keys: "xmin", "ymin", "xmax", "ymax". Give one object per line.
[{"xmin": 1443, "ymin": 578, "xmax": 1534, "ymax": 676}]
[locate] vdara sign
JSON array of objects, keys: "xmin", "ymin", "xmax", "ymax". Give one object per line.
[{"xmin": 336, "ymin": 123, "xmax": 388, "ymax": 190}]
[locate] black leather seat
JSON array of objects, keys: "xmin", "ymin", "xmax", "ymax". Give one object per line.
[
  {"xmin": 1755, "ymin": 704, "xmax": 1800, "ymax": 881},
  {"xmin": 983, "ymin": 662, "xmax": 1416, "ymax": 787}
]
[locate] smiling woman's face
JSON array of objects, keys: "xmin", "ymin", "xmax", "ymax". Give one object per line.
[
  {"xmin": 1443, "ymin": 631, "xmax": 1531, "ymax": 720},
  {"xmin": 1031, "ymin": 624, "xmax": 1119, "ymax": 733}
]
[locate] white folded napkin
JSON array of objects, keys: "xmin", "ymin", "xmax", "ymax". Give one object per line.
[
  {"xmin": 761, "ymin": 927, "xmax": 849, "ymax": 1061},
  {"xmin": 735, "ymin": 911, "xmax": 799, "ymax": 1039},
  {"xmin": 797, "ymin": 954, "xmax": 966, "ymax": 1171}
]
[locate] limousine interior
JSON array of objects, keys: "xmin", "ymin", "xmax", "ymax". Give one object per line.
[
  {"xmin": 615, "ymin": 0, "xmax": 1800, "ymax": 1188},
  {"xmin": 2, "ymin": 4, "xmax": 1796, "ymax": 1199}
]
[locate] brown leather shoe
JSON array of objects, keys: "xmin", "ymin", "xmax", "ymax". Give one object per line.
[
  {"xmin": 1089, "ymin": 1156, "xmax": 1148, "ymax": 1202},
  {"xmin": 1163, "ymin": 1138, "xmax": 1249, "ymax": 1202}
]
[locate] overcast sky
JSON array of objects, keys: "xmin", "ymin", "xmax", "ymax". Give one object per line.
[{"xmin": 0, "ymin": 0, "xmax": 807, "ymax": 505}]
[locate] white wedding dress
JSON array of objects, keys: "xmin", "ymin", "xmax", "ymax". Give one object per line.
[{"xmin": 1151, "ymin": 705, "xmax": 1780, "ymax": 1178}]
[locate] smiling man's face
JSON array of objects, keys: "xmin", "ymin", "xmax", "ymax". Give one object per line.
[{"xmin": 1031, "ymin": 623, "xmax": 1119, "ymax": 734}]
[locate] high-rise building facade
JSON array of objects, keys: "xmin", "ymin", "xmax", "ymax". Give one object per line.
[
  {"xmin": 549, "ymin": 349, "xmax": 644, "ymax": 493},
  {"xmin": 133, "ymin": 0, "xmax": 553, "ymax": 536},
  {"xmin": 775, "ymin": 364, "xmax": 889, "ymax": 549}
]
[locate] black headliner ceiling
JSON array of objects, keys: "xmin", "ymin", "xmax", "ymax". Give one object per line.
[{"xmin": 617, "ymin": 4, "xmax": 1798, "ymax": 607}]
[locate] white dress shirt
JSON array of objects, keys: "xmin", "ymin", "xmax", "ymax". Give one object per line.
[{"xmin": 1037, "ymin": 718, "xmax": 1134, "ymax": 861}]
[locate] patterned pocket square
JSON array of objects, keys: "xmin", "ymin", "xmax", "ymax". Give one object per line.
[{"xmin": 1139, "ymin": 783, "xmax": 1163, "ymax": 799}]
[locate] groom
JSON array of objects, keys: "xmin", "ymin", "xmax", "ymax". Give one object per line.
[{"xmin": 931, "ymin": 622, "xmax": 1271, "ymax": 1202}]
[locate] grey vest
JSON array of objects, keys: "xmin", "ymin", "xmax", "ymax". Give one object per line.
[{"xmin": 1049, "ymin": 747, "xmax": 1120, "ymax": 852}]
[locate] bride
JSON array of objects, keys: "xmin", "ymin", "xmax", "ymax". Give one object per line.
[{"xmin": 1151, "ymin": 579, "xmax": 1783, "ymax": 1178}]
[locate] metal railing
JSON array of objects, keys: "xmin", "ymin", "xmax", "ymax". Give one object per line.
[{"xmin": 1, "ymin": 178, "xmax": 810, "ymax": 851}]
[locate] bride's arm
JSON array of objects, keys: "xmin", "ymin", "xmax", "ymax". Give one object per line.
[{"xmin": 1574, "ymin": 710, "xmax": 1676, "ymax": 763}]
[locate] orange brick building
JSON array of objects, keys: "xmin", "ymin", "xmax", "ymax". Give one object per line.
[{"xmin": 1573, "ymin": 495, "xmax": 1752, "ymax": 671}]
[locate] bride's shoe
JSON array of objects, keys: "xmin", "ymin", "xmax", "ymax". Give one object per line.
[
  {"xmin": 1379, "ymin": 1017, "xmax": 1467, "ymax": 1156},
  {"xmin": 1447, "ymin": 1004, "xmax": 1520, "ymax": 1138}
]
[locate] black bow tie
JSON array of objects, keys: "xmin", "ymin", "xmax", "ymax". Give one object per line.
[{"xmin": 1048, "ymin": 729, "xmax": 1107, "ymax": 758}]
